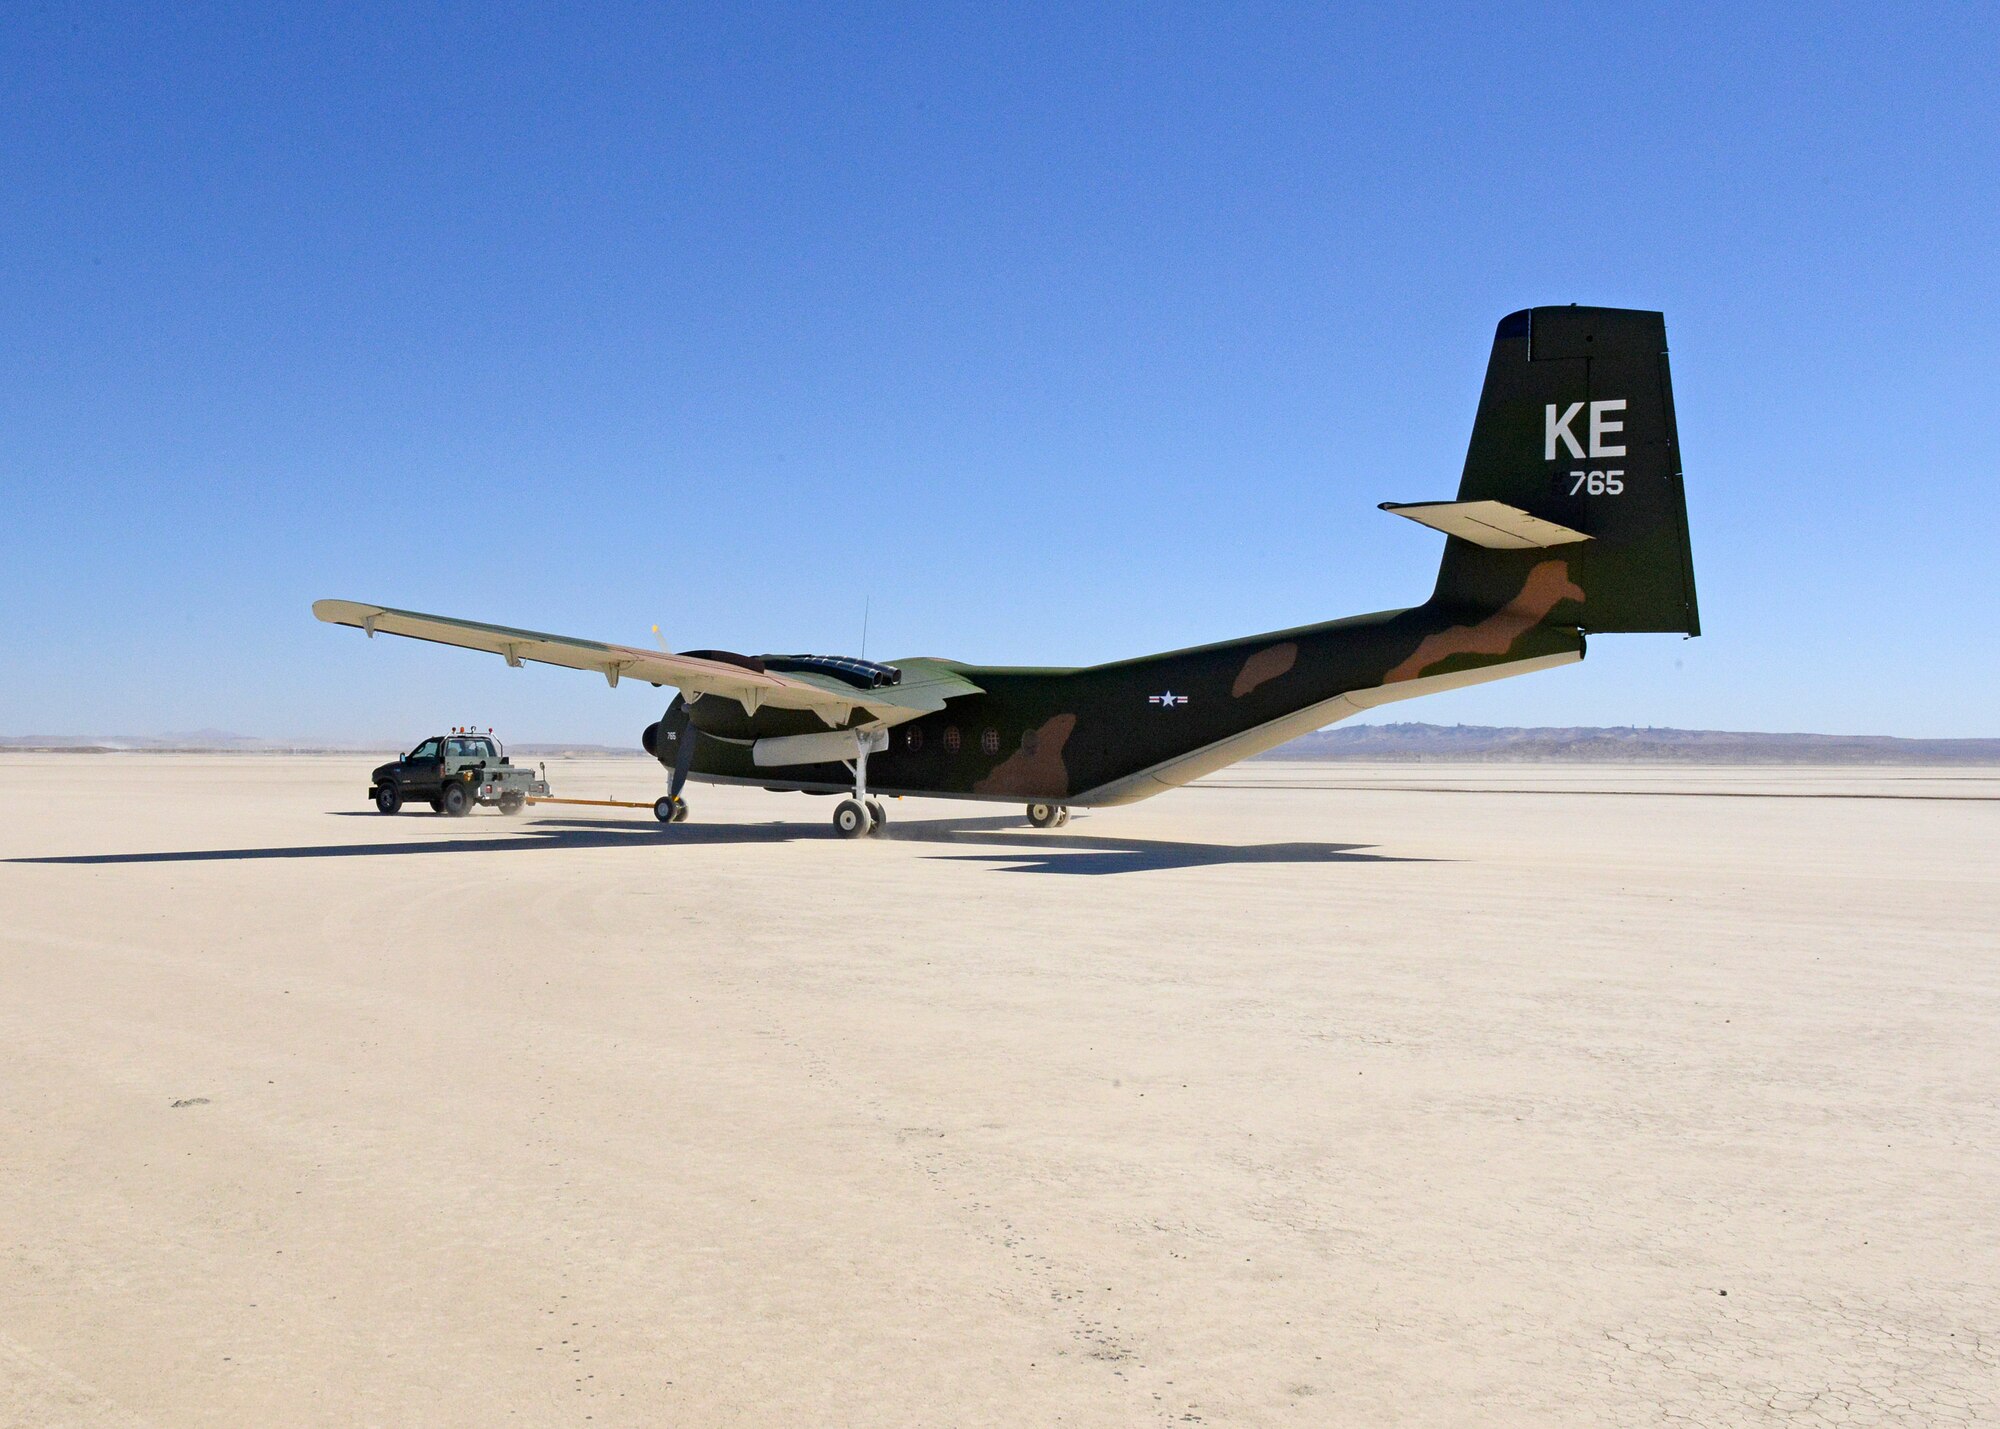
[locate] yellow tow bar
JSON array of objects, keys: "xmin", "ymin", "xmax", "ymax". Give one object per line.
[{"xmin": 524, "ymin": 796, "xmax": 659, "ymax": 810}]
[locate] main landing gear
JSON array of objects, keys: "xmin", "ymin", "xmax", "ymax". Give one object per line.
[
  {"xmin": 833, "ymin": 797, "xmax": 890, "ymax": 839},
  {"xmin": 831, "ymin": 739, "xmax": 891, "ymax": 839},
  {"xmin": 1026, "ymin": 802, "xmax": 1070, "ymax": 829},
  {"xmin": 833, "ymin": 799, "xmax": 870, "ymax": 837}
]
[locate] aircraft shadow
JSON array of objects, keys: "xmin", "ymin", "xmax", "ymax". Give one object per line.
[
  {"xmin": 883, "ymin": 819, "xmax": 1428, "ymax": 875},
  {"xmin": 12, "ymin": 812, "xmax": 1431, "ymax": 877}
]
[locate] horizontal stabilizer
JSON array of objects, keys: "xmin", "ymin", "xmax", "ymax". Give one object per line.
[{"xmin": 1379, "ymin": 499, "xmax": 1590, "ymax": 550}]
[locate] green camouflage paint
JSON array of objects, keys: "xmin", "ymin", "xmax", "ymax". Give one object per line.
[{"xmin": 667, "ymin": 306, "xmax": 1696, "ymax": 807}]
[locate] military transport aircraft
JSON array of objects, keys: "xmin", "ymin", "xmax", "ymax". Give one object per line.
[{"xmin": 316, "ymin": 305, "xmax": 1698, "ymax": 838}]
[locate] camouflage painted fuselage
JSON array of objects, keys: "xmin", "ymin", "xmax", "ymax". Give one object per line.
[
  {"xmin": 677, "ymin": 576, "xmax": 1586, "ymax": 807},
  {"xmin": 673, "ymin": 304, "xmax": 1696, "ymax": 808}
]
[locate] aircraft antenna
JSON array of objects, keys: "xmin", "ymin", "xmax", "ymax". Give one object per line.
[{"xmin": 860, "ymin": 597, "xmax": 870, "ymax": 659}]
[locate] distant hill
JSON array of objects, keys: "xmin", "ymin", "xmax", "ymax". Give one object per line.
[
  {"xmin": 0, "ymin": 733, "xmax": 641, "ymax": 756},
  {"xmin": 0, "ymin": 731, "xmax": 310, "ymax": 753},
  {"xmin": 1259, "ymin": 723, "xmax": 2000, "ymax": 764},
  {"xmin": 7, "ymin": 724, "xmax": 1998, "ymax": 764}
]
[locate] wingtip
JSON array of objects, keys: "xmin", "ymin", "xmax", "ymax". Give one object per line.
[{"xmin": 312, "ymin": 599, "xmax": 382, "ymax": 625}]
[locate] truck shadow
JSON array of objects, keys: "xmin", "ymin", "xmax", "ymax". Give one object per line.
[{"xmin": 12, "ymin": 812, "xmax": 1432, "ymax": 877}]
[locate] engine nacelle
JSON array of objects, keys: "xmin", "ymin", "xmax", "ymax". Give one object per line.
[{"xmin": 751, "ymin": 726, "xmax": 888, "ymax": 767}]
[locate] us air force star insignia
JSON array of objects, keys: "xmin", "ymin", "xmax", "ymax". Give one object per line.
[{"xmin": 1148, "ymin": 691, "xmax": 1188, "ymax": 708}]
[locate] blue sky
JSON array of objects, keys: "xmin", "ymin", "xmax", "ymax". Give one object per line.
[{"xmin": 3, "ymin": 4, "xmax": 1996, "ymax": 742}]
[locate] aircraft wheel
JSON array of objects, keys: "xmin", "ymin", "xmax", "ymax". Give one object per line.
[
  {"xmin": 1054, "ymin": 808, "xmax": 1071, "ymax": 827},
  {"xmin": 866, "ymin": 799, "xmax": 887, "ymax": 833},
  {"xmin": 374, "ymin": 783, "xmax": 403, "ymax": 815},
  {"xmin": 1026, "ymin": 801, "xmax": 1062, "ymax": 829},
  {"xmin": 498, "ymin": 794, "xmax": 526, "ymax": 815},
  {"xmin": 440, "ymin": 782, "xmax": 474, "ymax": 817},
  {"xmin": 833, "ymin": 799, "xmax": 872, "ymax": 839},
  {"xmin": 654, "ymin": 795, "xmax": 690, "ymax": 824}
]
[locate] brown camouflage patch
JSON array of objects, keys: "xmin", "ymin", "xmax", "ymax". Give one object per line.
[
  {"xmin": 973, "ymin": 713, "xmax": 1079, "ymax": 798},
  {"xmin": 1385, "ymin": 560, "xmax": 1585, "ymax": 684},
  {"xmin": 1231, "ymin": 641, "xmax": 1297, "ymax": 698}
]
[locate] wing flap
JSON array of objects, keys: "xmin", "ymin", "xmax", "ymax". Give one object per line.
[{"xmin": 874, "ymin": 657, "xmax": 985, "ymax": 712}]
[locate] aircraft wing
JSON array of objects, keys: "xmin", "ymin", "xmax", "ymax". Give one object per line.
[{"xmin": 312, "ymin": 600, "xmax": 980, "ymax": 722}]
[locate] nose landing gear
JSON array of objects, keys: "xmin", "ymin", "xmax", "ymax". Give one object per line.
[
  {"xmin": 654, "ymin": 795, "xmax": 689, "ymax": 824},
  {"xmin": 650, "ymin": 696, "xmax": 699, "ymax": 828},
  {"xmin": 1026, "ymin": 802, "xmax": 1069, "ymax": 828}
]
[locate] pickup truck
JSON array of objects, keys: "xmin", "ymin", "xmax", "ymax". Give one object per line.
[{"xmin": 369, "ymin": 731, "xmax": 550, "ymax": 816}]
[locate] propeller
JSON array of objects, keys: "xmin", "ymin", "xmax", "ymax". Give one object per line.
[
  {"xmin": 670, "ymin": 709, "xmax": 697, "ymax": 799},
  {"xmin": 643, "ymin": 693, "xmax": 699, "ymax": 800},
  {"xmin": 645, "ymin": 630, "xmax": 696, "ymax": 802}
]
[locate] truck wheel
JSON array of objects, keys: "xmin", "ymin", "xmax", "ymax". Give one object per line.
[
  {"xmin": 441, "ymin": 782, "xmax": 473, "ymax": 817},
  {"xmin": 498, "ymin": 794, "xmax": 526, "ymax": 816},
  {"xmin": 375, "ymin": 783, "xmax": 403, "ymax": 814},
  {"xmin": 429, "ymin": 797, "xmax": 443, "ymax": 813}
]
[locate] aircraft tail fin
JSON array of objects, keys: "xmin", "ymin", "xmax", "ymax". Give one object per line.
[{"xmin": 1413, "ymin": 306, "xmax": 1700, "ymax": 636}]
